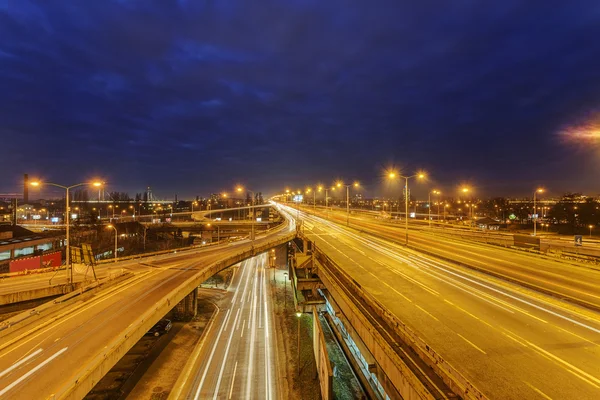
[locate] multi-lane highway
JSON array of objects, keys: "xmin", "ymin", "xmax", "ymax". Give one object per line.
[
  {"xmin": 282, "ymin": 204, "xmax": 600, "ymax": 400},
  {"xmin": 0, "ymin": 219, "xmax": 293, "ymax": 399},
  {"xmin": 307, "ymin": 206, "xmax": 600, "ymax": 310},
  {"xmin": 184, "ymin": 253, "xmax": 278, "ymax": 399}
]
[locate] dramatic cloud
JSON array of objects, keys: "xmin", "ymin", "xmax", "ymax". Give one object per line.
[{"xmin": 2, "ymin": 1, "xmax": 600, "ymax": 198}]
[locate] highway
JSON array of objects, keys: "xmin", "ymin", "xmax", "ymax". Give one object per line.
[
  {"xmin": 307, "ymin": 206, "xmax": 600, "ymax": 310},
  {"xmin": 184, "ymin": 253, "xmax": 278, "ymax": 399},
  {"xmin": 0, "ymin": 219, "xmax": 293, "ymax": 399},
  {"xmin": 281, "ymin": 204, "xmax": 600, "ymax": 399}
]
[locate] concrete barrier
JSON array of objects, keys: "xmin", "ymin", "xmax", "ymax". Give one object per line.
[{"xmin": 310, "ymin": 237, "xmax": 487, "ymax": 400}]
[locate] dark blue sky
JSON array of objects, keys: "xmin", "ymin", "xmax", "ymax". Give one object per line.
[{"xmin": 2, "ymin": 1, "xmax": 600, "ymax": 200}]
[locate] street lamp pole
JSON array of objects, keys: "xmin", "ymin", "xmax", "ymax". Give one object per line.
[
  {"xmin": 296, "ymin": 311, "xmax": 302, "ymax": 376},
  {"xmin": 533, "ymin": 188, "xmax": 544, "ymax": 236},
  {"xmin": 237, "ymin": 186, "xmax": 255, "ymax": 241},
  {"xmin": 428, "ymin": 190, "xmax": 440, "ymax": 228},
  {"xmin": 107, "ymin": 225, "xmax": 118, "ymax": 262},
  {"xmin": 336, "ymin": 182, "xmax": 359, "ymax": 226},
  {"xmin": 387, "ymin": 172, "xmax": 425, "ymax": 245},
  {"xmin": 30, "ymin": 180, "xmax": 103, "ymax": 284}
]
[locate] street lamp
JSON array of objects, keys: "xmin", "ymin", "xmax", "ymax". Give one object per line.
[
  {"xmin": 237, "ymin": 186, "xmax": 256, "ymax": 240},
  {"xmin": 533, "ymin": 188, "xmax": 544, "ymax": 236},
  {"xmin": 106, "ymin": 224, "xmax": 118, "ymax": 262},
  {"xmin": 589, "ymin": 225, "xmax": 594, "ymax": 238},
  {"xmin": 191, "ymin": 201, "xmax": 198, "ymax": 213},
  {"xmin": 387, "ymin": 171, "xmax": 425, "ymax": 245},
  {"xmin": 428, "ymin": 190, "xmax": 440, "ymax": 227},
  {"xmin": 30, "ymin": 179, "xmax": 103, "ymax": 284},
  {"xmin": 296, "ymin": 311, "xmax": 302, "ymax": 376},
  {"xmin": 336, "ymin": 181, "xmax": 359, "ymax": 225}
]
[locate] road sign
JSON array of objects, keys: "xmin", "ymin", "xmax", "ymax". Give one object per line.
[
  {"xmin": 575, "ymin": 235, "xmax": 583, "ymax": 246},
  {"xmin": 70, "ymin": 246, "xmax": 82, "ymax": 264}
]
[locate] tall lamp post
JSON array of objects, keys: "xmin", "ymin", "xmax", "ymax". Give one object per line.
[
  {"xmin": 296, "ymin": 311, "xmax": 302, "ymax": 376},
  {"xmin": 387, "ymin": 172, "xmax": 425, "ymax": 245},
  {"xmin": 533, "ymin": 188, "xmax": 544, "ymax": 236},
  {"xmin": 237, "ymin": 186, "xmax": 255, "ymax": 241},
  {"xmin": 589, "ymin": 225, "xmax": 594, "ymax": 238},
  {"xmin": 30, "ymin": 179, "xmax": 103, "ymax": 284},
  {"xmin": 107, "ymin": 224, "xmax": 118, "ymax": 262},
  {"xmin": 336, "ymin": 181, "xmax": 359, "ymax": 226},
  {"xmin": 305, "ymin": 186, "xmax": 322, "ymax": 211},
  {"xmin": 460, "ymin": 187, "xmax": 473, "ymax": 227},
  {"xmin": 428, "ymin": 190, "xmax": 440, "ymax": 228}
]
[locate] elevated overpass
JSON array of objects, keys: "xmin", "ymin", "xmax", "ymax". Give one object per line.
[{"xmin": 0, "ymin": 219, "xmax": 295, "ymax": 399}]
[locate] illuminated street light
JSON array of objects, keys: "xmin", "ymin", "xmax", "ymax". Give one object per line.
[
  {"xmin": 589, "ymin": 225, "xmax": 594, "ymax": 238},
  {"xmin": 428, "ymin": 189, "xmax": 441, "ymax": 227},
  {"xmin": 236, "ymin": 185, "xmax": 256, "ymax": 240},
  {"xmin": 106, "ymin": 224, "xmax": 118, "ymax": 262},
  {"xmin": 30, "ymin": 179, "xmax": 104, "ymax": 284},
  {"xmin": 387, "ymin": 171, "xmax": 426, "ymax": 244},
  {"xmin": 336, "ymin": 181, "xmax": 360, "ymax": 225},
  {"xmin": 533, "ymin": 188, "xmax": 544, "ymax": 236}
]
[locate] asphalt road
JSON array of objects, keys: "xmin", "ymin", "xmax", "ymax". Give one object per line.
[
  {"xmin": 185, "ymin": 253, "xmax": 278, "ymax": 400},
  {"xmin": 0, "ymin": 220, "xmax": 293, "ymax": 399},
  {"xmin": 283, "ymin": 204, "xmax": 600, "ymax": 400},
  {"xmin": 311, "ymin": 206, "xmax": 600, "ymax": 310}
]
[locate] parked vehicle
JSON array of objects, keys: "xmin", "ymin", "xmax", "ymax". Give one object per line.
[{"xmin": 147, "ymin": 319, "xmax": 172, "ymax": 337}]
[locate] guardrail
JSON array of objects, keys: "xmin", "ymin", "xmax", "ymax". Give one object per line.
[{"xmin": 306, "ymin": 233, "xmax": 487, "ymax": 400}]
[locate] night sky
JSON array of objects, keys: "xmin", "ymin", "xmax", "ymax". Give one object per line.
[{"xmin": 2, "ymin": 1, "xmax": 600, "ymax": 200}]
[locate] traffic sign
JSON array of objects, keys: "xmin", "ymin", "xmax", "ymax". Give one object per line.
[{"xmin": 575, "ymin": 235, "xmax": 583, "ymax": 246}]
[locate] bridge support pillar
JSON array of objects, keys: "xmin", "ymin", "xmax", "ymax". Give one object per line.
[{"xmin": 174, "ymin": 287, "xmax": 198, "ymax": 320}]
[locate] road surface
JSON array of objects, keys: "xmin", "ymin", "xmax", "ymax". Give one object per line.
[
  {"xmin": 307, "ymin": 205, "xmax": 600, "ymax": 310},
  {"xmin": 0, "ymin": 220, "xmax": 293, "ymax": 399},
  {"xmin": 282, "ymin": 204, "xmax": 600, "ymax": 400},
  {"xmin": 185, "ymin": 253, "xmax": 278, "ymax": 399}
]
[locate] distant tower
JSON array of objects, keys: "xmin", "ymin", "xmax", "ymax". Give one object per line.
[
  {"xmin": 146, "ymin": 186, "xmax": 154, "ymax": 202},
  {"xmin": 23, "ymin": 174, "xmax": 29, "ymax": 203}
]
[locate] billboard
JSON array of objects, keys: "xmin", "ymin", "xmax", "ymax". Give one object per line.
[{"xmin": 293, "ymin": 195, "xmax": 303, "ymax": 202}]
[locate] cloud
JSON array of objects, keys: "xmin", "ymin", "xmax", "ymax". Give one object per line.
[{"xmin": 2, "ymin": 0, "xmax": 600, "ymax": 196}]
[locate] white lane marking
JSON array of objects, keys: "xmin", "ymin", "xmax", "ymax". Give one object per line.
[
  {"xmin": 264, "ymin": 265, "xmax": 273, "ymax": 400},
  {"xmin": 245, "ymin": 264, "xmax": 259, "ymax": 400},
  {"xmin": 0, "ymin": 347, "xmax": 68, "ymax": 397},
  {"xmin": 213, "ymin": 308, "xmax": 241, "ymax": 399},
  {"xmin": 411, "ymin": 255, "xmax": 600, "ymax": 334},
  {"xmin": 194, "ymin": 308, "xmax": 232, "ymax": 399},
  {"xmin": 259, "ymin": 268, "xmax": 263, "ymax": 329},
  {"xmin": 524, "ymin": 381, "xmax": 553, "ymax": 400},
  {"xmin": 0, "ymin": 348, "xmax": 43, "ymax": 379},
  {"xmin": 415, "ymin": 305, "xmax": 438, "ymax": 321},
  {"xmin": 456, "ymin": 333, "xmax": 486, "ymax": 355},
  {"xmin": 308, "ymin": 210, "xmax": 600, "ymax": 334},
  {"xmin": 241, "ymin": 319, "xmax": 246, "ymax": 337},
  {"xmin": 523, "ymin": 338, "xmax": 600, "ymax": 386},
  {"xmin": 228, "ymin": 361, "xmax": 238, "ymax": 400}
]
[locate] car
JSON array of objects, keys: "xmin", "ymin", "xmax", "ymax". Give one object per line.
[{"xmin": 147, "ymin": 319, "xmax": 172, "ymax": 337}]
